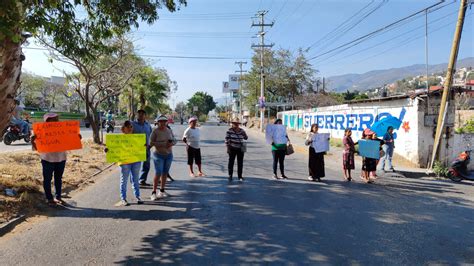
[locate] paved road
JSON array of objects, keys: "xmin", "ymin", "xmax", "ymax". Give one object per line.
[
  {"xmin": 0, "ymin": 128, "xmax": 94, "ymax": 153},
  {"xmin": 0, "ymin": 125, "xmax": 473, "ymax": 265}
]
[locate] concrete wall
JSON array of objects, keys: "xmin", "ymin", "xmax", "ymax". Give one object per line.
[
  {"xmin": 278, "ymin": 95, "xmax": 457, "ymax": 168},
  {"xmin": 455, "ymin": 110, "xmax": 474, "ymax": 128},
  {"xmin": 453, "ymin": 133, "xmax": 474, "ymax": 170}
]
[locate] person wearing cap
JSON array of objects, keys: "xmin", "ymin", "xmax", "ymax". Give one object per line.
[
  {"xmin": 183, "ymin": 116, "xmax": 205, "ymax": 177},
  {"xmin": 31, "ymin": 113, "xmax": 81, "ymax": 206},
  {"xmin": 149, "ymin": 115, "xmax": 176, "ymax": 200},
  {"xmin": 225, "ymin": 118, "xmax": 248, "ymax": 181},
  {"xmin": 132, "ymin": 109, "xmax": 153, "ymax": 187}
]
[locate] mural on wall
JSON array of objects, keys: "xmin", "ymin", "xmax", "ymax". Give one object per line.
[{"xmin": 282, "ymin": 106, "xmax": 410, "ymax": 140}]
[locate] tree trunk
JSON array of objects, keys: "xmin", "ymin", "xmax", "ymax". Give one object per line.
[{"xmin": 0, "ymin": 36, "xmax": 22, "ymax": 132}]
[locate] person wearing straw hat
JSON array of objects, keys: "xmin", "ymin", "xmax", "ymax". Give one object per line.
[
  {"xmin": 183, "ymin": 116, "xmax": 205, "ymax": 177},
  {"xmin": 149, "ymin": 115, "xmax": 176, "ymax": 200},
  {"xmin": 31, "ymin": 113, "xmax": 81, "ymax": 206},
  {"xmin": 225, "ymin": 118, "xmax": 248, "ymax": 182}
]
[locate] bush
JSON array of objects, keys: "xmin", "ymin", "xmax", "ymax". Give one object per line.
[
  {"xmin": 455, "ymin": 118, "xmax": 474, "ymax": 134},
  {"xmin": 198, "ymin": 115, "xmax": 208, "ymax": 122},
  {"xmin": 433, "ymin": 161, "xmax": 449, "ymax": 177}
]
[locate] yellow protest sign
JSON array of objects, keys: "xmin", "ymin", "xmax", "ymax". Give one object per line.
[{"xmin": 106, "ymin": 134, "xmax": 146, "ymax": 163}]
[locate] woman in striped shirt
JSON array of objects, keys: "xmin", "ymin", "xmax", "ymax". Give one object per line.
[{"xmin": 225, "ymin": 118, "xmax": 248, "ymax": 181}]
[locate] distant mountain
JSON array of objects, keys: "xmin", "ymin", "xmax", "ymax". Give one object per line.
[{"xmin": 327, "ymin": 57, "xmax": 474, "ymax": 92}]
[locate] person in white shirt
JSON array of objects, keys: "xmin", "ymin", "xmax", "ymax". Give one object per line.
[{"xmin": 182, "ymin": 117, "xmax": 205, "ymax": 177}]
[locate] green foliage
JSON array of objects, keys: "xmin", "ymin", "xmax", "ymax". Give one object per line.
[
  {"xmin": 455, "ymin": 118, "xmax": 474, "ymax": 134},
  {"xmin": 242, "ymin": 48, "xmax": 317, "ymax": 108},
  {"xmin": 433, "ymin": 161, "xmax": 449, "ymax": 177},
  {"xmin": 187, "ymin": 92, "xmax": 216, "ymax": 117},
  {"xmin": 342, "ymin": 90, "xmax": 368, "ymax": 101},
  {"xmin": 120, "ymin": 65, "xmax": 175, "ymax": 117},
  {"xmin": 1, "ymin": 1, "xmax": 186, "ymax": 61},
  {"xmin": 198, "ymin": 114, "xmax": 208, "ymax": 123}
]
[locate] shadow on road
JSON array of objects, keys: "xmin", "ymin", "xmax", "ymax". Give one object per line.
[{"xmin": 85, "ymin": 176, "xmax": 474, "ymax": 265}]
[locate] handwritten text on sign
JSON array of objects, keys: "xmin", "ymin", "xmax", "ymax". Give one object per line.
[
  {"xmin": 33, "ymin": 121, "xmax": 82, "ymax": 152},
  {"xmin": 106, "ymin": 134, "xmax": 146, "ymax": 163}
]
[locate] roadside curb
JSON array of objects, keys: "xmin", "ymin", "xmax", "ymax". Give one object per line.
[{"xmin": 0, "ymin": 215, "xmax": 25, "ymax": 237}]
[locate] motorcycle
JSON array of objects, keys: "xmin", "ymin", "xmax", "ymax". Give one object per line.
[
  {"xmin": 2, "ymin": 123, "xmax": 31, "ymax": 145},
  {"xmin": 447, "ymin": 150, "xmax": 474, "ymax": 182},
  {"xmin": 106, "ymin": 120, "xmax": 115, "ymax": 133}
]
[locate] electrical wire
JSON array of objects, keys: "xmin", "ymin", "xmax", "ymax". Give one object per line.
[
  {"xmin": 22, "ymin": 47, "xmax": 251, "ymax": 60},
  {"xmin": 308, "ymin": 1, "xmax": 447, "ymax": 61}
]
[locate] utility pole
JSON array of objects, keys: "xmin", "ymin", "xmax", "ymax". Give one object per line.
[
  {"xmin": 235, "ymin": 61, "xmax": 247, "ymax": 120},
  {"xmin": 425, "ymin": 9, "xmax": 430, "ymax": 111},
  {"xmin": 252, "ymin": 11, "xmax": 274, "ymax": 132},
  {"xmin": 429, "ymin": 0, "xmax": 468, "ymax": 169}
]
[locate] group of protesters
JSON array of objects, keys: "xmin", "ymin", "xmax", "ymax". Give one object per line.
[{"xmin": 32, "ymin": 110, "xmax": 395, "ymax": 207}]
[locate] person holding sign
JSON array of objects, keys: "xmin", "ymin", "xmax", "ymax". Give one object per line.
[
  {"xmin": 304, "ymin": 124, "xmax": 327, "ymax": 182},
  {"xmin": 31, "ymin": 113, "xmax": 81, "ymax": 207},
  {"xmin": 105, "ymin": 121, "xmax": 144, "ymax": 206},
  {"xmin": 342, "ymin": 128, "xmax": 357, "ymax": 181},
  {"xmin": 360, "ymin": 129, "xmax": 385, "ymax": 183},
  {"xmin": 269, "ymin": 119, "xmax": 289, "ymax": 180},
  {"xmin": 149, "ymin": 115, "xmax": 177, "ymax": 200},
  {"xmin": 183, "ymin": 117, "xmax": 205, "ymax": 177}
]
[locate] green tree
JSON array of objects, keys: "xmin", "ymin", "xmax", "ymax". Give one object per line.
[
  {"xmin": 187, "ymin": 92, "xmax": 216, "ymax": 118},
  {"xmin": 122, "ymin": 65, "xmax": 176, "ymax": 120},
  {"xmin": 0, "ymin": 0, "xmax": 186, "ymax": 137},
  {"xmin": 242, "ymin": 48, "xmax": 317, "ymax": 114}
]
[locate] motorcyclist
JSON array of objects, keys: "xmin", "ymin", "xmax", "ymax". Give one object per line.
[{"xmin": 10, "ymin": 99, "xmax": 30, "ymax": 136}]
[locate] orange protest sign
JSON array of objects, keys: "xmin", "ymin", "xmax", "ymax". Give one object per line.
[{"xmin": 32, "ymin": 121, "xmax": 82, "ymax": 152}]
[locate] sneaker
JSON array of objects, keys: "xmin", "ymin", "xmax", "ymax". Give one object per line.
[
  {"xmin": 136, "ymin": 197, "xmax": 144, "ymax": 204},
  {"xmin": 150, "ymin": 192, "xmax": 157, "ymax": 201},
  {"xmin": 116, "ymin": 200, "xmax": 129, "ymax": 206},
  {"xmin": 272, "ymin": 174, "xmax": 279, "ymax": 180},
  {"xmin": 238, "ymin": 177, "xmax": 244, "ymax": 182},
  {"xmin": 307, "ymin": 176, "xmax": 314, "ymax": 181},
  {"xmin": 157, "ymin": 191, "xmax": 169, "ymax": 199}
]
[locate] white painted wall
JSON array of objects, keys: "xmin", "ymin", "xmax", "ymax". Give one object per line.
[{"xmin": 279, "ymin": 95, "xmax": 457, "ymax": 168}]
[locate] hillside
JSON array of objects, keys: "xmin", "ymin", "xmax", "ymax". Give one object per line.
[{"xmin": 327, "ymin": 57, "xmax": 474, "ymax": 92}]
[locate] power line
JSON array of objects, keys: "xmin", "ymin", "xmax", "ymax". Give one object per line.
[
  {"xmin": 315, "ymin": 0, "xmax": 388, "ymax": 53},
  {"xmin": 326, "ymin": 11, "xmax": 473, "ymax": 75},
  {"xmin": 23, "ymin": 47, "xmax": 251, "ymax": 60},
  {"xmin": 316, "ymin": 9, "xmax": 460, "ymax": 66},
  {"xmin": 307, "ymin": 0, "xmax": 377, "ymax": 50},
  {"xmin": 308, "ymin": 1, "xmax": 446, "ymax": 61}
]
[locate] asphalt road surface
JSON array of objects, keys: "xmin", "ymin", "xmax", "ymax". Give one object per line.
[
  {"xmin": 0, "ymin": 124, "xmax": 473, "ymax": 265},
  {"xmin": 0, "ymin": 128, "xmax": 94, "ymax": 153}
]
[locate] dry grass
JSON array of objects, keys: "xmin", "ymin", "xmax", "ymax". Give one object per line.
[{"xmin": 0, "ymin": 140, "xmax": 110, "ymax": 223}]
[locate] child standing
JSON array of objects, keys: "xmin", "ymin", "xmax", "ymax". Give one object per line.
[{"xmin": 106, "ymin": 121, "xmax": 143, "ymax": 206}]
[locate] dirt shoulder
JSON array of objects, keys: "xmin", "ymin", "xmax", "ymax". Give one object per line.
[{"xmin": 0, "ymin": 140, "xmax": 112, "ymax": 224}]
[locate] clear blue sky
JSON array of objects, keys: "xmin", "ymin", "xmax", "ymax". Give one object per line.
[{"xmin": 23, "ymin": 0, "xmax": 473, "ymax": 107}]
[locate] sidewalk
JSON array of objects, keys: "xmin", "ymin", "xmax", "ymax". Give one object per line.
[{"xmin": 246, "ymin": 125, "xmax": 435, "ymax": 180}]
